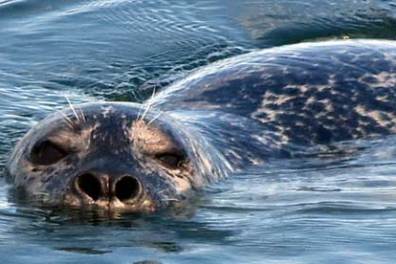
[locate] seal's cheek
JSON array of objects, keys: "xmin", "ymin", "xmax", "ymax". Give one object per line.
[
  {"xmin": 157, "ymin": 161, "xmax": 195, "ymax": 193},
  {"xmin": 172, "ymin": 174, "xmax": 193, "ymax": 193}
]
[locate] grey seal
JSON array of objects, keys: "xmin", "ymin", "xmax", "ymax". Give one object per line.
[{"xmin": 6, "ymin": 39, "xmax": 396, "ymax": 213}]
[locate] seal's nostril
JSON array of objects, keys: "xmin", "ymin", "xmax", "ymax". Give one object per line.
[
  {"xmin": 115, "ymin": 176, "xmax": 141, "ymax": 202},
  {"xmin": 76, "ymin": 174, "xmax": 103, "ymax": 201}
]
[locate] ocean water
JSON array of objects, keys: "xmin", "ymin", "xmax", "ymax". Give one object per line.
[{"xmin": 1, "ymin": 0, "xmax": 396, "ymax": 263}]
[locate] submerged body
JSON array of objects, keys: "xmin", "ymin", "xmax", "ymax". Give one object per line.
[{"xmin": 6, "ymin": 39, "xmax": 396, "ymax": 212}]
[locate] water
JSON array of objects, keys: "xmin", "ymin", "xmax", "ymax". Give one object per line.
[{"xmin": 1, "ymin": 0, "xmax": 396, "ymax": 263}]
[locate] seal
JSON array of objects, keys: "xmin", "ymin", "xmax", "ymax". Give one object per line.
[{"xmin": 6, "ymin": 39, "xmax": 396, "ymax": 213}]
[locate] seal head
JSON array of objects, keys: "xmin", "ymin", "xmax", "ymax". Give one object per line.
[{"xmin": 6, "ymin": 102, "xmax": 227, "ymax": 213}]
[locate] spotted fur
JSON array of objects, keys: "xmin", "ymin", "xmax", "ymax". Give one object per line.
[{"xmin": 150, "ymin": 39, "xmax": 396, "ymax": 162}]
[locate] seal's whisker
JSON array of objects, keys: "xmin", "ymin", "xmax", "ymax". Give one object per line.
[
  {"xmin": 140, "ymin": 102, "xmax": 150, "ymax": 121},
  {"xmin": 78, "ymin": 105, "xmax": 87, "ymax": 123},
  {"xmin": 137, "ymin": 103, "xmax": 143, "ymax": 121},
  {"xmin": 136, "ymin": 96, "xmax": 146, "ymax": 121},
  {"xmin": 161, "ymin": 198, "xmax": 179, "ymax": 202},
  {"xmin": 147, "ymin": 111, "xmax": 162, "ymax": 125},
  {"xmin": 64, "ymin": 95, "xmax": 80, "ymax": 123},
  {"xmin": 140, "ymin": 101, "xmax": 151, "ymax": 121},
  {"xmin": 140, "ymin": 86, "xmax": 157, "ymax": 121},
  {"xmin": 57, "ymin": 110, "xmax": 74, "ymax": 129}
]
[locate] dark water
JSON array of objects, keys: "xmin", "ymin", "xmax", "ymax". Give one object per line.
[{"xmin": 2, "ymin": 0, "xmax": 396, "ymax": 263}]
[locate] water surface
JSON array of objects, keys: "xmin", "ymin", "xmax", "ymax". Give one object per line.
[{"xmin": 1, "ymin": 0, "xmax": 396, "ymax": 263}]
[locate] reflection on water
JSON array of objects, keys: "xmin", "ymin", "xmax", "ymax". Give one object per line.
[
  {"xmin": 238, "ymin": 0, "xmax": 396, "ymax": 46},
  {"xmin": 1, "ymin": 0, "xmax": 396, "ymax": 263}
]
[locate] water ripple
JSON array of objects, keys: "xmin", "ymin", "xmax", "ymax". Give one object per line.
[{"xmin": 1, "ymin": 0, "xmax": 396, "ymax": 263}]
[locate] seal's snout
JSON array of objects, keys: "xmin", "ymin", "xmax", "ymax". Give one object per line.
[{"xmin": 74, "ymin": 173, "xmax": 141, "ymax": 205}]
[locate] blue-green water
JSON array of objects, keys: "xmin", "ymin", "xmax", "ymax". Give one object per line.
[{"xmin": 1, "ymin": 0, "xmax": 396, "ymax": 263}]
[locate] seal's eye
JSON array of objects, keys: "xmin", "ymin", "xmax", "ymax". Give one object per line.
[
  {"xmin": 155, "ymin": 153, "xmax": 184, "ymax": 168},
  {"xmin": 31, "ymin": 140, "xmax": 68, "ymax": 165}
]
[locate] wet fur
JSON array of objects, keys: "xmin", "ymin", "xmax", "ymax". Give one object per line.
[
  {"xmin": 7, "ymin": 39, "xmax": 396, "ymax": 211},
  {"xmin": 151, "ymin": 39, "xmax": 396, "ymax": 163}
]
